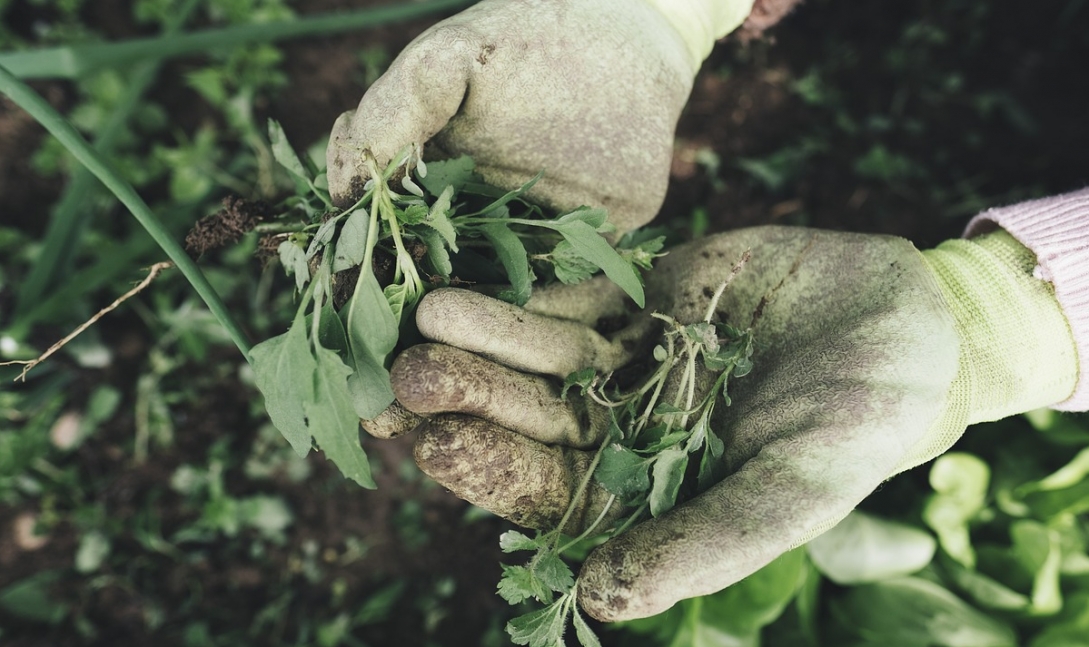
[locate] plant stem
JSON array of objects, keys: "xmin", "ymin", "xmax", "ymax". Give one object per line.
[
  {"xmin": 552, "ymin": 439, "xmax": 611, "ymax": 549},
  {"xmin": 0, "ymin": 64, "xmax": 253, "ymax": 360},
  {"xmin": 0, "ymin": 0, "xmax": 472, "ymax": 79}
]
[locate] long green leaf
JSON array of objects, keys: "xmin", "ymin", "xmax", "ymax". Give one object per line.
[
  {"xmin": 0, "ymin": 63, "xmax": 252, "ymax": 359},
  {"xmin": 0, "ymin": 0, "xmax": 474, "ymax": 79}
]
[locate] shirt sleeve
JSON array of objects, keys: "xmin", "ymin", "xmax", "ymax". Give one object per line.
[{"xmin": 964, "ymin": 187, "xmax": 1089, "ymax": 411}]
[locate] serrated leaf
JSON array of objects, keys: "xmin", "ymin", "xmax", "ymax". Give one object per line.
[
  {"xmin": 268, "ymin": 119, "xmax": 311, "ymax": 181},
  {"xmin": 572, "ymin": 607, "xmax": 602, "ymax": 647},
  {"xmin": 481, "ymin": 221, "xmax": 533, "ymax": 306},
  {"xmin": 333, "ymin": 208, "xmax": 371, "ymax": 272},
  {"xmin": 551, "ymin": 240, "xmax": 598, "ymax": 285},
  {"xmin": 500, "ymin": 530, "xmax": 542, "ymax": 553},
  {"xmin": 498, "ymin": 565, "xmax": 551, "ymax": 605},
  {"xmin": 307, "ymin": 346, "xmax": 375, "ymax": 489},
  {"xmin": 278, "ymin": 240, "xmax": 310, "ymax": 293},
  {"xmin": 400, "ymin": 203, "xmax": 429, "ymax": 225},
  {"xmin": 650, "ymin": 448, "xmax": 688, "ymax": 517},
  {"xmin": 553, "ymin": 220, "xmax": 644, "ymax": 307},
  {"xmin": 507, "ymin": 597, "xmax": 570, "ymax": 647},
  {"xmin": 343, "ymin": 269, "xmax": 397, "ymax": 419},
  {"xmin": 418, "ymin": 155, "xmax": 475, "ymax": 196},
  {"xmin": 417, "ymin": 226, "xmax": 452, "ymax": 279},
  {"xmin": 561, "ymin": 368, "xmax": 596, "ymax": 401},
  {"xmin": 596, "ymin": 444, "xmax": 651, "ymax": 498},
  {"xmin": 250, "ymin": 311, "xmax": 316, "ymax": 457},
  {"xmin": 534, "ymin": 552, "xmax": 575, "ymax": 594},
  {"xmin": 426, "ymin": 185, "xmax": 459, "ymax": 251}
]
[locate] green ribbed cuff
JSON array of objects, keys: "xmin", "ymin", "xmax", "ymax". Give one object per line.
[
  {"xmin": 642, "ymin": 0, "xmax": 755, "ymax": 67},
  {"xmin": 923, "ymin": 230, "xmax": 1077, "ymax": 424}
]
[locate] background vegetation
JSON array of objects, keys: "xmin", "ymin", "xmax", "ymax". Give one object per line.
[{"xmin": 1, "ymin": 0, "xmax": 1087, "ymax": 645}]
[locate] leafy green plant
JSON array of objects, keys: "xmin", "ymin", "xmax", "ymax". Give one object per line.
[
  {"xmin": 248, "ymin": 120, "xmax": 662, "ymax": 489},
  {"xmin": 494, "ymin": 256, "xmax": 755, "ymax": 646}
]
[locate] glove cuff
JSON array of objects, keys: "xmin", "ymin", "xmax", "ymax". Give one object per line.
[
  {"xmin": 964, "ymin": 188, "xmax": 1089, "ymax": 411},
  {"xmin": 922, "ymin": 231, "xmax": 1078, "ymax": 426},
  {"xmin": 642, "ymin": 0, "xmax": 755, "ymax": 68}
]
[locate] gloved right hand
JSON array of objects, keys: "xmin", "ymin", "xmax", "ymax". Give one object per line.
[
  {"xmin": 326, "ymin": 0, "xmax": 755, "ymax": 232},
  {"xmin": 381, "ymin": 225, "xmax": 1078, "ymax": 621}
]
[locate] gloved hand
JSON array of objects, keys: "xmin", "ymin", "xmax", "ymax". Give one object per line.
[
  {"xmin": 326, "ymin": 0, "xmax": 755, "ymax": 232},
  {"xmin": 380, "ymin": 225, "xmax": 1078, "ymax": 621}
]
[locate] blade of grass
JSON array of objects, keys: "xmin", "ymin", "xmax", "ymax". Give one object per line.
[
  {"xmin": 12, "ymin": 0, "xmax": 203, "ymax": 321},
  {"xmin": 0, "ymin": 0, "xmax": 472, "ymax": 80},
  {"xmin": 0, "ymin": 64, "xmax": 252, "ymax": 360}
]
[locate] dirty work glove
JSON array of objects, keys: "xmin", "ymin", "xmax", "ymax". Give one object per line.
[
  {"xmin": 326, "ymin": 0, "xmax": 756, "ymax": 232},
  {"xmin": 383, "ymin": 226, "xmax": 1078, "ymax": 621}
]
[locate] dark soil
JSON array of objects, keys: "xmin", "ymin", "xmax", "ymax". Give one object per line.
[{"xmin": 1, "ymin": 0, "xmax": 1086, "ymax": 645}]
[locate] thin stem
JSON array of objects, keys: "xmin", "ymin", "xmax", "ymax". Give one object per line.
[
  {"xmin": 611, "ymin": 501, "xmax": 649, "ymax": 537},
  {"xmin": 557, "ymin": 494, "xmax": 617, "ymax": 555},
  {"xmin": 702, "ymin": 248, "xmax": 751, "ymax": 324},
  {"xmin": 553, "ymin": 440, "xmax": 610, "ymax": 549},
  {"xmin": 0, "ymin": 64, "xmax": 253, "ymax": 360}
]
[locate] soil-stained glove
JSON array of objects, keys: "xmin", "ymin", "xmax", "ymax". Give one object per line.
[
  {"xmin": 385, "ymin": 226, "xmax": 1078, "ymax": 621},
  {"xmin": 327, "ymin": 0, "xmax": 753, "ymax": 232}
]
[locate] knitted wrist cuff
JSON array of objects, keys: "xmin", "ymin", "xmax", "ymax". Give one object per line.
[
  {"xmin": 965, "ymin": 188, "xmax": 1089, "ymax": 411},
  {"xmin": 642, "ymin": 0, "xmax": 755, "ymax": 67}
]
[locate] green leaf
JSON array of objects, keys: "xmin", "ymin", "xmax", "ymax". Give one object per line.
[
  {"xmin": 481, "ymin": 221, "xmax": 533, "ymax": 306},
  {"xmin": 333, "ymin": 208, "xmax": 370, "ymax": 273},
  {"xmin": 500, "ymin": 530, "xmax": 542, "ymax": 553},
  {"xmin": 426, "ymin": 185, "xmax": 459, "ymax": 251},
  {"xmin": 343, "ymin": 269, "xmax": 398, "ymax": 420},
  {"xmin": 306, "ymin": 345, "xmax": 375, "ymax": 489},
  {"xmin": 316, "ymin": 298, "xmax": 349, "ymax": 355},
  {"xmin": 384, "ymin": 281, "xmax": 411, "ymax": 327},
  {"xmin": 650, "ymin": 448, "xmax": 688, "ymax": 517},
  {"xmin": 561, "ymin": 368, "xmax": 597, "ymax": 401},
  {"xmin": 278, "ymin": 239, "xmax": 310, "ymax": 293},
  {"xmin": 554, "ymin": 220, "xmax": 644, "ymax": 307},
  {"xmin": 507, "ymin": 596, "xmax": 570, "ymax": 647},
  {"xmin": 498, "ymin": 564, "xmax": 551, "ymax": 605},
  {"xmin": 557, "ymin": 206, "xmax": 610, "ymax": 231},
  {"xmin": 691, "ymin": 547, "xmax": 809, "ymax": 638},
  {"xmin": 923, "ymin": 452, "xmax": 990, "ymax": 568},
  {"xmin": 1011, "ymin": 520, "xmax": 1063, "ymax": 615},
  {"xmin": 619, "ymin": 235, "xmax": 666, "ymax": 270},
  {"xmin": 400, "ymin": 203, "xmax": 429, "ymax": 225},
  {"xmin": 571, "ymin": 607, "xmax": 602, "ymax": 647},
  {"xmin": 250, "ymin": 311, "xmax": 317, "ymax": 457},
  {"xmin": 418, "ymin": 155, "xmax": 475, "ymax": 196},
  {"xmin": 551, "ymin": 240, "xmax": 598, "ymax": 285},
  {"xmin": 943, "ymin": 558, "xmax": 1030, "ymax": 611},
  {"xmin": 806, "ymin": 511, "xmax": 936, "ymax": 584},
  {"xmin": 0, "ymin": 572, "xmax": 67, "ymax": 624},
  {"xmin": 830, "ymin": 577, "xmax": 1017, "ymax": 647},
  {"xmin": 596, "ymin": 443, "xmax": 651, "ymax": 498},
  {"xmin": 534, "ymin": 552, "xmax": 575, "ymax": 594},
  {"xmin": 268, "ymin": 118, "xmax": 311, "ymax": 182},
  {"xmin": 417, "ymin": 226, "xmax": 452, "ymax": 279},
  {"xmin": 477, "ymin": 171, "xmax": 543, "ymax": 217}
]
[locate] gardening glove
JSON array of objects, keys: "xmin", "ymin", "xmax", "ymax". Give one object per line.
[
  {"xmin": 386, "ymin": 225, "xmax": 1078, "ymax": 621},
  {"xmin": 326, "ymin": 0, "xmax": 756, "ymax": 232}
]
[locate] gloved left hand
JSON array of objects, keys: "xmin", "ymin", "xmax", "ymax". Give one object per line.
[{"xmin": 376, "ymin": 225, "xmax": 1078, "ymax": 621}]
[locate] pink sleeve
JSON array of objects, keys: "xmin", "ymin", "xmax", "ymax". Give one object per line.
[{"xmin": 965, "ymin": 187, "xmax": 1089, "ymax": 411}]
